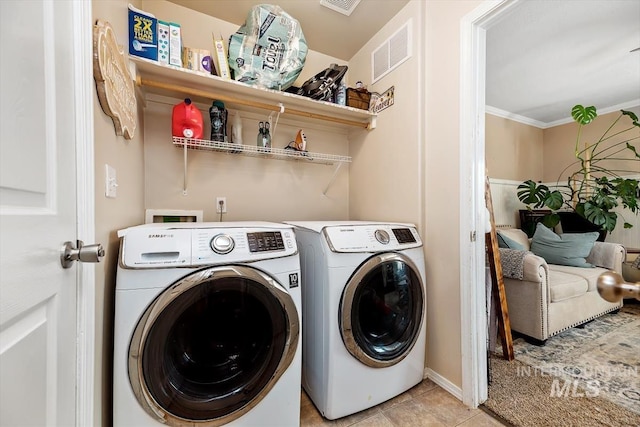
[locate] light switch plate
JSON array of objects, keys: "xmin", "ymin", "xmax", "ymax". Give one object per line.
[{"xmin": 105, "ymin": 164, "xmax": 117, "ymax": 198}]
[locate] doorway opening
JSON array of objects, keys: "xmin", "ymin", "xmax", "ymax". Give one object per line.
[{"xmin": 459, "ymin": 0, "xmax": 522, "ymax": 408}]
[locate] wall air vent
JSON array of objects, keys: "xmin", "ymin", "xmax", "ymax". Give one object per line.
[
  {"xmin": 372, "ymin": 20, "xmax": 412, "ymax": 84},
  {"xmin": 319, "ymin": 0, "xmax": 361, "ymax": 16}
]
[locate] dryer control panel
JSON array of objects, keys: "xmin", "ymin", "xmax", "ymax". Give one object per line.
[
  {"xmin": 119, "ymin": 223, "xmax": 297, "ymax": 268},
  {"xmin": 193, "ymin": 227, "xmax": 296, "ymax": 265},
  {"xmin": 323, "ymin": 224, "xmax": 422, "ymax": 253}
]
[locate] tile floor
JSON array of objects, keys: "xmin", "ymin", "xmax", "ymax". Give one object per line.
[{"xmin": 299, "ymin": 379, "xmax": 507, "ymax": 426}]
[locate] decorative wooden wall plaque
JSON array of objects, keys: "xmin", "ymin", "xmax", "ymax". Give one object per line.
[{"xmin": 93, "ymin": 20, "xmax": 137, "ymax": 139}]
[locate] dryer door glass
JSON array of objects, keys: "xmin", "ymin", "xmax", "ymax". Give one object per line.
[
  {"xmin": 128, "ymin": 266, "xmax": 299, "ymax": 426},
  {"xmin": 341, "ymin": 252, "xmax": 424, "ymax": 368}
]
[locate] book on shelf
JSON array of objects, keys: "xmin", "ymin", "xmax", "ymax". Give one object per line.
[{"xmin": 212, "ymin": 34, "xmax": 231, "ymax": 79}]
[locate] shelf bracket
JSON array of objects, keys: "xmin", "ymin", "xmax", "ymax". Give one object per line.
[
  {"xmin": 323, "ymin": 162, "xmax": 343, "ymax": 195},
  {"xmin": 368, "ymin": 115, "xmax": 377, "ymax": 130},
  {"xmin": 182, "ymin": 141, "xmax": 188, "ymax": 195}
]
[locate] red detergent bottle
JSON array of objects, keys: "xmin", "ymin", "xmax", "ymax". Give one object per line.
[{"xmin": 172, "ymin": 98, "xmax": 203, "ymax": 139}]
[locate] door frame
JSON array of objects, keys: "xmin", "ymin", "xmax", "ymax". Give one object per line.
[
  {"xmin": 73, "ymin": 1, "xmax": 96, "ymax": 424},
  {"xmin": 459, "ymin": 0, "xmax": 521, "ymax": 408}
]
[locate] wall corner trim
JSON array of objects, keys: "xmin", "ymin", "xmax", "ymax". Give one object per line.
[{"xmin": 424, "ymin": 368, "xmax": 464, "ymax": 403}]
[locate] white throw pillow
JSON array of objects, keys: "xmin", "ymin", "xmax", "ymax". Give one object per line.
[{"xmin": 497, "ymin": 228, "xmax": 530, "ymax": 251}]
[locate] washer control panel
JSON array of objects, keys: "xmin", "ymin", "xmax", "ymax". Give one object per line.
[
  {"xmin": 210, "ymin": 233, "xmax": 235, "ymax": 254},
  {"xmin": 119, "ymin": 223, "xmax": 297, "ymax": 268},
  {"xmin": 323, "ymin": 224, "xmax": 422, "ymax": 253},
  {"xmin": 247, "ymin": 231, "xmax": 286, "ymax": 252},
  {"xmin": 374, "ymin": 229, "xmax": 390, "ymax": 244},
  {"xmin": 193, "ymin": 227, "xmax": 296, "ymax": 265}
]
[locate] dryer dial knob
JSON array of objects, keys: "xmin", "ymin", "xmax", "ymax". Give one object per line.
[
  {"xmin": 374, "ymin": 229, "xmax": 390, "ymax": 244},
  {"xmin": 210, "ymin": 234, "xmax": 235, "ymax": 254}
]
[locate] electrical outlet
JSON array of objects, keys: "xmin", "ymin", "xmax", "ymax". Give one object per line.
[{"xmin": 216, "ymin": 197, "xmax": 227, "ymax": 213}]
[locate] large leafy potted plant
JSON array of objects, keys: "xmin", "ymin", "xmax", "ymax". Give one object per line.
[
  {"xmin": 517, "ymin": 104, "xmax": 640, "ymax": 240},
  {"xmin": 516, "ymin": 180, "xmax": 558, "ymax": 237}
]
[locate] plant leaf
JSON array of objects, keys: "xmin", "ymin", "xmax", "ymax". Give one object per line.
[
  {"xmin": 621, "ymin": 109, "xmax": 639, "ymax": 127},
  {"xmin": 544, "ymin": 190, "xmax": 564, "ymax": 210},
  {"xmin": 583, "ymin": 203, "xmax": 617, "ymax": 232},
  {"xmin": 517, "ymin": 180, "xmax": 550, "ymax": 208},
  {"xmin": 571, "ymin": 105, "xmax": 597, "ymax": 125},
  {"xmin": 542, "ymin": 213, "xmax": 560, "ymax": 229},
  {"xmin": 626, "ymin": 142, "xmax": 640, "ymax": 159},
  {"xmin": 615, "ymin": 178, "xmax": 640, "ymax": 211}
]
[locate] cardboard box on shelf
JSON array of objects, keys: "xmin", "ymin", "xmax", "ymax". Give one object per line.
[
  {"xmin": 128, "ymin": 5, "xmax": 158, "ymax": 61},
  {"xmin": 169, "ymin": 22, "xmax": 182, "ymax": 67},
  {"xmin": 183, "ymin": 48, "xmax": 213, "ymax": 74},
  {"xmin": 212, "ymin": 35, "xmax": 231, "ymax": 79},
  {"xmin": 157, "ymin": 20, "xmax": 170, "ymax": 64}
]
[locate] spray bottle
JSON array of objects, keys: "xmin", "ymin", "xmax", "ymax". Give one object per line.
[
  {"xmin": 231, "ymin": 111, "xmax": 243, "ymax": 146},
  {"xmin": 257, "ymin": 122, "xmax": 271, "ymax": 152}
]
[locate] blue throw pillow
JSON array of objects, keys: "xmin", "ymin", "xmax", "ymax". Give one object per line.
[
  {"xmin": 530, "ymin": 223, "xmax": 598, "ymax": 268},
  {"xmin": 497, "ymin": 231, "xmax": 526, "ymax": 250}
]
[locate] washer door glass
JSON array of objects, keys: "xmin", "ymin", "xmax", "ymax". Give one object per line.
[
  {"xmin": 128, "ymin": 265, "xmax": 299, "ymax": 426},
  {"xmin": 340, "ymin": 252, "xmax": 424, "ymax": 368}
]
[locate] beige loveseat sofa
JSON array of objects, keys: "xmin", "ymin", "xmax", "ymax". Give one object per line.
[{"xmin": 498, "ymin": 228, "xmax": 625, "ymax": 344}]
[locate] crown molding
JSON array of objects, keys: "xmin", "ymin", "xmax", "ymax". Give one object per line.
[
  {"xmin": 486, "ymin": 99, "xmax": 640, "ymax": 129},
  {"xmin": 485, "ymin": 105, "xmax": 547, "ymax": 128}
]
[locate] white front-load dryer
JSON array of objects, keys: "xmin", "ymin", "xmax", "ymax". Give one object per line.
[
  {"xmin": 114, "ymin": 222, "xmax": 302, "ymax": 427},
  {"xmin": 285, "ymin": 221, "xmax": 426, "ymax": 420}
]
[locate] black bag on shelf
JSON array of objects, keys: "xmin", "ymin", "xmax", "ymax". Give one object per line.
[{"xmin": 297, "ymin": 64, "xmax": 347, "ymax": 102}]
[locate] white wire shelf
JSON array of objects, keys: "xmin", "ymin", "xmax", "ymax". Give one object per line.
[{"xmin": 172, "ymin": 137, "xmax": 352, "ymax": 165}]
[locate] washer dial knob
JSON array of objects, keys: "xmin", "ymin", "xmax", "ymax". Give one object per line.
[
  {"xmin": 374, "ymin": 229, "xmax": 390, "ymax": 244},
  {"xmin": 210, "ymin": 234, "xmax": 235, "ymax": 254}
]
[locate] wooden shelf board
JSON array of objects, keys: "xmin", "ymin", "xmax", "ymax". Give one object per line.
[{"xmin": 130, "ymin": 56, "xmax": 376, "ymax": 129}]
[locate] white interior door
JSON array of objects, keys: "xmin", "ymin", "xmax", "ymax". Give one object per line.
[{"xmin": 0, "ymin": 1, "xmax": 94, "ymax": 425}]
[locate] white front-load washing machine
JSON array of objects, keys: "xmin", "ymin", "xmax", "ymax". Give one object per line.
[
  {"xmin": 114, "ymin": 222, "xmax": 302, "ymax": 427},
  {"xmin": 285, "ymin": 221, "xmax": 426, "ymax": 420}
]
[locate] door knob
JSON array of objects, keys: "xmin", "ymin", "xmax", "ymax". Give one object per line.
[{"xmin": 60, "ymin": 240, "xmax": 105, "ymax": 269}]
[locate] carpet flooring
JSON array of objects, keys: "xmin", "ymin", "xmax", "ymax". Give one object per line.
[{"xmin": 484, "ymin": 303, "xmax": 640, "ymax": 426}]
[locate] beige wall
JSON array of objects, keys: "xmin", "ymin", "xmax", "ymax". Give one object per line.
[
  {"xmin": 485, "ymin": 113, "xmax": 544, "ymax": 181},
  {"xmin": 348, "ymin": 2, "xmax": 423, "ymax": 228},
  {"xmin": 543, "ymin": 108, "xmax": 640, "ymax": 183},
  {"xmin": 424, "ymin": 0, "xmax": 483, "ymax": 388},
  {"xmin": 141, "ymin": 0, "xmax": 352, "ymax": 222},
  {"xmin": 143, "ymin": 99, "xmax": 351, "ymax": 221},
  {"xmin": 485, "ymin": 108, "xmax": 639, "ymax": 184},
  {"xmin": 92, "ymin": 1, "xmax": 146, "ymax": 425}
]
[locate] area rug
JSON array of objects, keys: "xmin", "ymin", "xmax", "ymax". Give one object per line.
[{"xmin": 484, "ymin": 304, "xmax": 640, "ymax": 426}]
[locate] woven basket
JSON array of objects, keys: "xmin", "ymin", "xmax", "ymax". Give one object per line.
[{"xmin": 346, "ymin": 88, "xmax": 370, "ymax": 110}]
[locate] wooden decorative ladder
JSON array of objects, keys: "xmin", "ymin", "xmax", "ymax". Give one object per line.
[{"xmin": 485, "ymin": 176, "xmax": 514, "ymax": 361}]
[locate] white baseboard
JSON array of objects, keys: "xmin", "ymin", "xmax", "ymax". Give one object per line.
[{"xmin": 424, "ymin": 368, "xmax": 463, "ymax": 402}]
